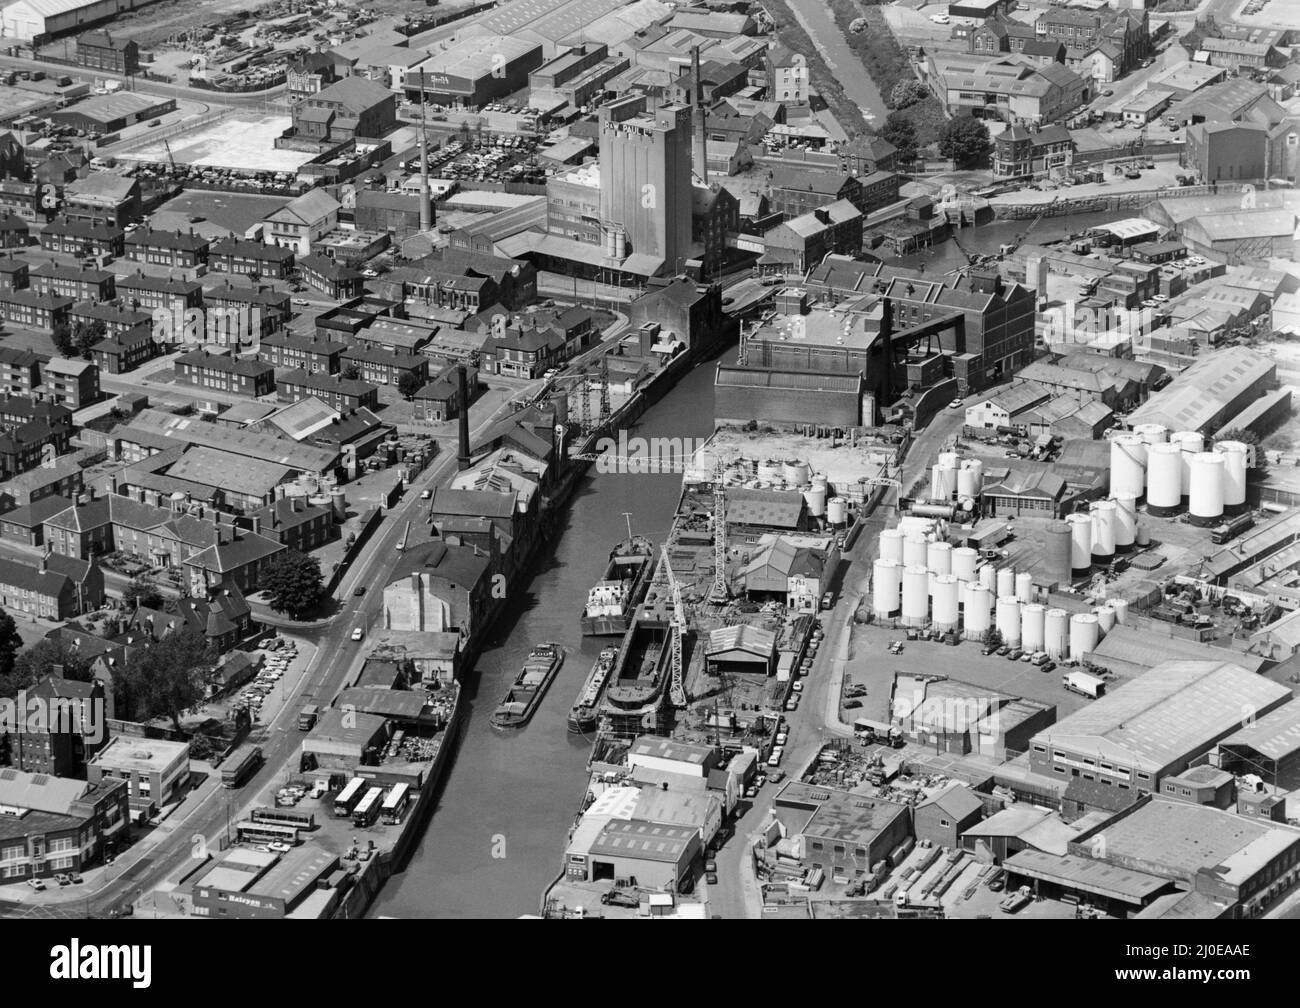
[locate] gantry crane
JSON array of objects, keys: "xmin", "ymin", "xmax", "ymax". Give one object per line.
[
  {"xmin": 661, "ymin": 544, "xmax": 688, "ymax": 708},
  {"xmin": 709, "ymin": 460, "xmax": 729, "ymax": 604}
]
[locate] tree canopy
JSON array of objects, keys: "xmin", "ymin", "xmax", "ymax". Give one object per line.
[
  {"xmin": 881, "ymin": 112, "xmax": 918, "ymax": 165},
  {"xmin": 121, "ymin": 627, "xmax": 212, "ymax": 731},
  {"xmin": 260, "ymin": 550, "xmax": 325, "ymax": 620},
  {"xmin": 938, "ymin": 115, "xmax": 992, "ymax": 168}
]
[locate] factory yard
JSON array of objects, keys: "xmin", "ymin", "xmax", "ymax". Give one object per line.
[
  {"xmin": 841, "ymin": 622, "xmax": 1099, "ymax": 726},
  {"xmin": 123, "ymin": 114, "xmax": 315, "ymax": 173}
]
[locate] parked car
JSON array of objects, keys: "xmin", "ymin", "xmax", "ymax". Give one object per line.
[
  {"xmin": 54, "ymin": 873, "xmax": 72, "ymax": 886},
  {"xmin": 27, "ymin": 878, "xmax": 46, "ymax": 891},
  {"xmin": 354, "ymin": 586, "xmax": 366, "ymax": 597},
  {"xmin": 600, "ymin": 888, "xmax": 640, "ymax": 908}
]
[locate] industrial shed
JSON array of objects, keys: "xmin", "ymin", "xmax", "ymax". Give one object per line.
[
  {"xmin": 1, "ymin": 0, "xmax": 158, "ymax": 41},
  {"xmin": 705, "ymin": 624, "xmax": 777, "ymax": 677},
  {"xmin": 714, "ymin": 365, "xmax": 866, "ymax": 427},
  {"xmin": 52, "ymin": 91, "xmax": 173, "ymax": 133}
]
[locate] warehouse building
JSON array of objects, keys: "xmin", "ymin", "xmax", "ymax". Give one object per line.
[
  {"xmin": 714, "ymin": 366, "xmax": 866, "ymax": 428},
  {"xmin": 51, "ymin": 91, "xmax": 174, "ymax": 134},
  {"xmin": 1070, "ymin": 797, "xmax": 1300, "ymax": 918},
  {"xmin": 1124, "ymin": 346, "xmax": 1275, "ymax": 436},
  {"xmin": 1028, "ymin": 660, "xmax": 1291, "ymax": 816},
  {"xmin": 1, "ymin": 0, "xmax": 160, "ymax": 41},
  {"xmin": 403, "ymin": 35, "xmax": 544, "ymax": 108}
]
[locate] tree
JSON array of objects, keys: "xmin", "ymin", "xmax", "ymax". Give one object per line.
[
  {"xmin": 122, "ymin": 576, "xmax": 164, "ymax": 611},
  {"xmin": 1219, "ymin": 428, "xmax": 1260, "ymax": 446},
  {"xmin": 123, "ymin": 628, "xmax": 212, "ymax": 731},
  {"xmin": 981, "ymin": 627, "xmax": 1003, "ymax": 650},
  {"xmin": 2, "ymin": 638, "xmax": 92, "ymax": 699},
  {"xmin": 260, "ymin": 550, "xmax": 325, "ymax": 619},
  {"xmin": 397, "ymin": 370, "xmax": 424, "ymax": 399},
  {"xmin": 889, "ymin": 79, "xmax": 928, "ymax": 110},
  {"xmin": 342, "ymin": 364, "xmax": 361, "ymax": 381},
  {"xmin": 52, "ymin": 320, "xmax": 75, "ymax": 357},
  {"xmin": 881, "ymin": 112, "xmax": 918, "ymax": 165},
  {"xmin": 938, "ymin": 115, "xmax": 992, "ymax": 168},
  {"xmin": 74, "ymin": 319, "xmax": 106, "ymax": 359},
  {"xmin": 0, "ymin": 610, "xmax": 21, "ymax": 683}
]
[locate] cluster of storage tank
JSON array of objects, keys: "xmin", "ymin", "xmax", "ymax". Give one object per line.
[
  {"xmin": 873, "ymin": 514, "xmax": 1130, "ymax": 661},
  {"xmin": 917, "ymin": 452, "xmax": 983, "ymax": 520},
  {"xmin": 697, "ymin": 456, "xmax": 851, "ymax": 527},
  {"xmin": 1108, "ymin": 425, "xmax": 1250, "ymax": 528}
]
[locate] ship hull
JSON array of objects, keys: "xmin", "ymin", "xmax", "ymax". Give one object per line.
[
  {"xmin": 490, "ymin": 645, "xmax": 565, "ymax": 730},
  {"xmin": 579, "ymin": 541, "xmax": 655, "ymax": 637}
]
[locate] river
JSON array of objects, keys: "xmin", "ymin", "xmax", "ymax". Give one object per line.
[
  {"xmin": 371, "ymin": 213, "xmax": 1110, "ymax": 917},
  {"xmin": 370, "ymin": 351, "xmax": 723, "ymax": 919}
]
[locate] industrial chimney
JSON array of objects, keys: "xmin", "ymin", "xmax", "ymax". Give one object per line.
[
  {"xmin": 691, "ymin": 45, "xmax": 708, "ymax": 187},
  {"xmin": 456, "ymin": 363, "xmax": 471, "ymax": 471},
  {"xmin": 418, "ymin": 70, "xmax": 433, "ymax": 233}
]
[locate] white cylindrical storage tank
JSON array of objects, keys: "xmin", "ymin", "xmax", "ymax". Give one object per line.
[
  {"xmin": 1044, "ymin": 608, "xmax": 1069, "ymax": 659},
  {"xmin": 1171, "ymin": 431, "xmax": 1204, "ymax": 496},
  {"xmin": 758, "ymin": 458, "xmax": 783, "ymax": 482},
  {"xmin": 902, "ymin": 565, "xmax": 930, "ymax": 626},
  {"xmin": 996, "ymin": 567, "xmax": 1015, "ymax": 599},
  {"xmin": 964, "ymin": 585, "xmax": 992, "ymax": 639},
  {"xmin": 803, "ymin": 483, "xmax": 827, "ymax": 518},
  {"xmin": 926, "ymin": 541, "xmax": 953, "ymax": 576},
  {"xmin": 952, "ymin": 546, "xmax": 978, "ymax": 583},
  {"xmin": 879, "ymin": 528, "xmax": 904, "ymax": 563},
  {"xmin": 1112, "ymin": 494, "xmax": 1137, "ymax": 551},
  {"xmin": 330, "ymin": 487, "xmax": 347, "ymax": 520},
  {"xmin": 1022, "ymin": 603, "xmax": 1046, "ymax": 653},
  {"xmin": 956, "ymin": 459, "xmax": 984, "ymax": 500},
  {"xmin": 1015, "ymin": 571, "xmax": 1033, "ymax": 604},
  {"xmin": 1135, "ymin": 423, "xmax": 1168, "ymax": 447},
  {"xmin": 1096, "ymin": 604, "xmax": 1116, "ymax": 634},
  {"xmin": 784, "ymin": 460, "xmax": 810, "ymax": 485},
  {"xmin": 904, "ymin": 533, "xmax": 929, "ymax": 568},
  {"xmin": 897, "ymin": 516, "xmax": 938, "ymax": 538},
  {"xmin": 1107, "ymin": 597, "xmax": 1130, "ymax": 625},
  {"xmin": 932, "ymin": 575, "xmax": 960, "ymax": 631},
  {"xmin": 1214, "ymin": 441, "xmax": 1249, "ymax": 513},
  {"xmin": 1135, "ymin": 523, "xmax": 1151, "ymax": 547},
  {"xmin": 872, "ymin": 559, "xmax": 903, "ymax": 618},
  {"xmin": 827, "ymin": 497, "xmax": 849, "ymax": 526},
  {"xmin": 930, "ymin": 464, "xmax": 945, "ymax": 501},
  {"xmin": 1188, "ymin": 451, "xmax": 1225, "ymax": 526},
  {"xmin": 938, "ymin": 464, "xmax": 958, "ymax": 500},
  {"xmin": 996, "ymin": 595, "xmax": 1021, "ymax": 647},
  {"xmin": 1066, "ymin": 513, "xmax": 1092, "ymax": 572},
  {"xmin": 979, "ymin": 564, "xmax": 996, "ymax": 591},
  {"xmin": 938, "ymin": 451, "xmax": 959, "ymax": 470},
  {"xmin": 1110, "ymin": 435, "xmax": 1147, "ymax": 499},
  {"xmin": 1090, "ymin": 500, "xmax": 1116, "ymax": 561},
  {"xmin": 1146, "ymin": 443, "xmax": 1183, "ymax": 516},
  {"xmin": 1069, "ymin": 613, "xmax": 1100, "ymax": 661}
]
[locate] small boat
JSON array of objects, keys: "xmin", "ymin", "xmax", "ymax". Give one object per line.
[
  {"xmin": 491, "ymin": 643, "xmax": 564, "ymax": 729},
  {"xmin": 567, "ymin": 646, "xmax": 618, "ymax": 734},
  {"xmin": 579, "ymin": 535, "xmax": 656, "ymax": 636}
]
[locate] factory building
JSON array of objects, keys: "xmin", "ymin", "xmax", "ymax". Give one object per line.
[
  {"xmin": 403, "ymin": 35, "xmax": 543, "ymax": 108},
  {"xmin": 1027, "ymin": 660, "xmax": 1291, "ymax": 817},
  {"xmin": 1, "ymin": 0, "xmax": 159, "ymax": 41}
]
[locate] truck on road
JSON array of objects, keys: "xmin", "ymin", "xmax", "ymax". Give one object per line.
[
  {"xmin": 1063, "ymin": 670, "xmax": 1105, "ymax": 699},
  {"xmin": 854, "ymin": 718, "xmax": 904, "ymax": 747}
]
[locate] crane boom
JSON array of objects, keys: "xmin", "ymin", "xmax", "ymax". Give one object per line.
[{"xmin": 661, "ymin": 544, "xmax": 687, "ymax": 708}]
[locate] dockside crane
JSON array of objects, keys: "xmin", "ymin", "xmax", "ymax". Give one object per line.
[
  {"xmin": 709, "ymin": 460, "xmax": 729, "ymax": 604},
  {"xmin": 661, "ymin": 544, "xmax": 688, "ymax": 708}
]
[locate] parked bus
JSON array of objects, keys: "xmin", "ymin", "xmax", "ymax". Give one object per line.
[
  {"xmin": 381, "ymin": 783, "xmax": 411, "ymax": 825},
  {"xmin": 235, "ymin": 821, "xmax": 299, "ymax": 846},
  {"xmin": 252, "ymin": 807, "xmax": 316, "ymax": 832},
  {"xmin": 221, "ymin": 743, "xmax": 263, "ymax": 788},
  {"xmin": 353, "ymin": 786, "xmax": 384, "ymax": 827},
  {"xmin": 297, "ymin": 705, "xmax": 319, "ymax": 731},
  {"xmin": 333, "ymin": 777, "xmax": 368, "ymax": 818}
]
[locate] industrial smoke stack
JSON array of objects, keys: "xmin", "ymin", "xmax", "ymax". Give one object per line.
[
  {"xmin": 692, "ymin": 45, "xmax": 707, "ymax": 186},
  {"xmin": 457, "ymin": 364, "xmax": 471, "ymax": 471},
  {"xmin": 418, "ymin": 71, "xmax": 433, "ymax": 233}
]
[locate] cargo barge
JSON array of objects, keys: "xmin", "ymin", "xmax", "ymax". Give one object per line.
[
  {"xmin": 567, "ymin": 646, "xmax": 618, "ymax": 734},
  {"xmin": 491, "ymin": 643, "xmax": 565, "ymax": 729}
]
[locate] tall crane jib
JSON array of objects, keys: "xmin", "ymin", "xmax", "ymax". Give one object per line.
[
  {"xmin": 709, "ymin": 462, "xmax": 728, "ymax": 604},
  {"xmin": 660, "ymin": 544, "xmax": 687, "ymax": 708}
]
